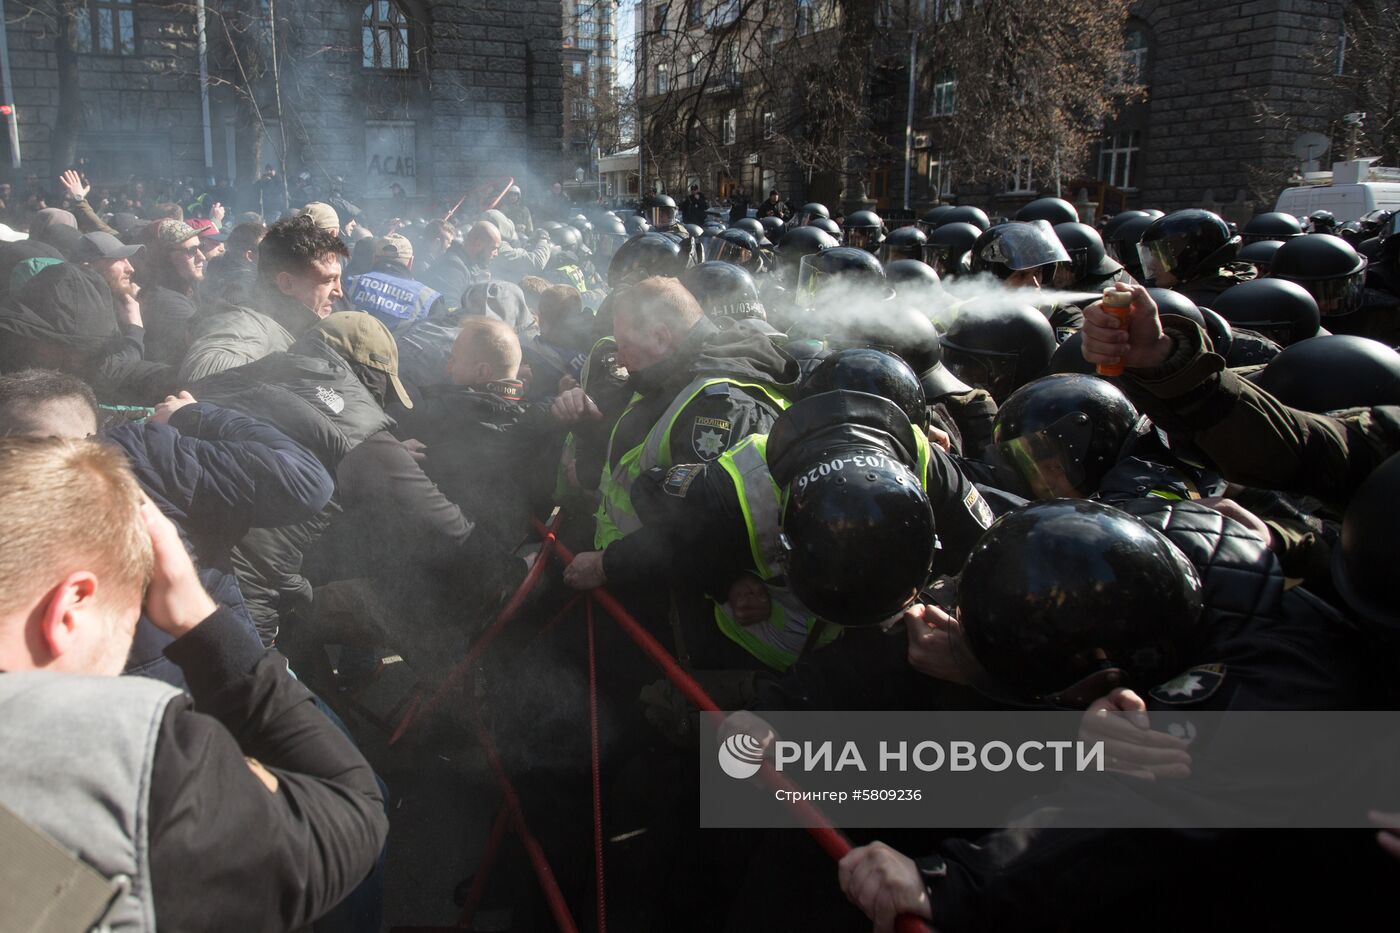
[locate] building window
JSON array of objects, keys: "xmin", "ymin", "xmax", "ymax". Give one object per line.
[
  {"xmin": 796, "ymin": 0, "xmax": 815, "ymax": 36},
  {"xmin": 1006, "ymin": 157, "xmax": 1035, "ymax": 193},
  {"xmin": 927, "ymin": 155, "xmax": 953, "ymax": 197},
  {"xmin": 763, "ymin": 111, "xmax": 776, "ymax": 140},
  {"xmin": 655, "ymin": 62, "xmax": 670, "ymax": 95},
  {"xmin": 653, "ymin": 2, "xmax": 669, "ymax": 36},
  {"xmin": 689, "ymin": 0, "xmax": 705, "ymax": 26},
  {"xmin": 931, "ymin": 70, "xmax": 956, "ymax": 116},
  {"xmin": 362, "ymin": 1, "xmax": 411, "ymax": 70},
  {"xmin": 723, "ymin": 108, "xmax": 737, "ymax": 145},
  {"xmin": 571, "ymin": 61, "xmax": 584, "ymax": 76},
  {"xmin": 76, "ymin": 0, "xmax": 136, "ymax": 56},
  {"xmin": 934, "ymin": 0, "xmax": 961, "ymax": 24},
  {"xmin": 1122, "ymin": 28, "xmax": 1148, "ymax": 84},
  {"xmin": 689, "ymin": 51, "xmax": 702, "ymax": 87},
  {"xmin": 1098, "ymin": 130, "xmax": 1140, "ymax": 189},
  {"xmin": 765, "ymin": 25, "xmax": 784, "ymax": 57}
]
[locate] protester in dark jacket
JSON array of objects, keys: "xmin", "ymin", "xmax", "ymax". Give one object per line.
[
  {"xmin": 393, "ymin": 317, "xmax": 561, "ymax": 545},
  {"xmin": 682, "ymin": 185, "xmax": 711, "ymax": 226},
  {"xmin": 138, "ymin": 218, "xmax": 212, "ymax": 366},
  {"xmin": 419, "ymin": 220, "xmax": 498, "ymax": 310},
  {"xmin": 0, "ymin": 260, "xmax": 173, "ymax": 404},
  {"xmin": 202, "ymin": 220, "xmax": 265, "ymax": 308},
  {"xmin": 0, "ymin": 369, "xmax": 335, "ymax": 686}
]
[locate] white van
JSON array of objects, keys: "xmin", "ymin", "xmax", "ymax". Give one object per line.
[{"xmin": 1274, "ymin": 159, "xmax": 1400, "ymax": 223}]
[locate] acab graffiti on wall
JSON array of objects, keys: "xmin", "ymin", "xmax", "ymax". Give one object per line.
[{"xmin": 365, "ymin": 121, "xmax": 417, "ymax": 196}]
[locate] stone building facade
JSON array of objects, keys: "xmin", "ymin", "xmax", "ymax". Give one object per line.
[
  {"xmin": 1, "ymin": 0, "xmax": 563, "ymax": 214},
  {"xmin": 636, "ymin": 0, "xmax": 1348, "ymax": 218}
]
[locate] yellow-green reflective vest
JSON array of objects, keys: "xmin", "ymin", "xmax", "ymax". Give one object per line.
[
  {"xmin": 594, "ymin": 376, "xmax": 788, "ymax": 549},
  {"xmin": 709, "ymin": 430, "xmax": 933, "ymax": 671}
]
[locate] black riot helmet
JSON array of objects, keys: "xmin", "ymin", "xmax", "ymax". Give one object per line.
[
  {"xmin": 1103, "ymin": 214, "xmax": 1155, "ymax": 280},
  {"xmin": 939, "ymin": 300, "xmax": 1058, "ymax": 402},
  {"xmin": 839, "ymin": 304, "xmax": 944, "ymax": 388},
  {"xmin": 885, "ymin": 259, "xmax": 942, "ymax": 297},
  {"xmin": 845, "ymin": 210, "xmax": 886, "ymax": 252},
  {"xmin": 733, "ymin": 216, "xmax": 770, "ymax": 247},
  {"xmin": 809, "ymin": 217, "xmax": 842, "ymax": 238},
  {"xmin": 645, "ymin": 193, "xmax": 679, "ymax": 227},
  {"xmin": 1309, "ymin": 210, "xmax": 1337, "ymax": 234},
  {"xmin": 958, "ymin": 500, "xmax": 1204, "ymax": 705},
  {"xmin": 879, "ymin": 225, "xmax": 931, "ymax": 264},
  {"xmin": 623, "ymin": 213, "xmax": 650, "ymax": 237},
  {"xmin": 774, "ymin": 225, "xmax": 838, "ymax": 285},
  {"xmin": 1268, "ymin": 233, "xmax": 1368, "ymax": 317},
  {"xmin": 1145, "ymin": 287, "xmax": 1206, "ymax": 328},
  {"xmin": 1211, "ymin": 278, "xmax": 1320, "ymax": 346},
  {"xmin": 1252, "ymin": 335, "xmax": 1400, "ymax": 413},
  {"xmin": 1016, "ymin": 197, "xmax": 1079, "ymax": 226},
  {"xmin": 710, "ymin": 227, "xmax": 760, "ymax": 267},
  {"xmin": 926, "ymin": 222, "xmax": 982, "ymax": 278},
  {"xmin": 681, "ymin": 261, "xmax": 765, "ymax": 322},
  {"xmin": 796, "ymin": 247, "xmax": 886, "ymax": 306},
  {"xmin": 941, "ymin": 205, "xmax": 990, "ymax": 231},
  {"xmin": 801, "ymin": 347, "xmax": 928, "ymax": 429},
  {"xmin": 607, "ymin": 232, "xmax": 687, "ymax": 288},
  {"xmin": 1332, "ymin": 453, "xmax": 1400, "ymax": 632},
  {"xmin": 759, "ymin": 215, "xmax": 786, "ymax": 241},
  {"xmin": 795, "ymin": 202, "xmax": 830, "ymax": 226},
  {"xmin": 969, "ymin": 221, "xmax": 1071, "ymax": 281},
  {"xmin": 1136, "ymin": 209, "xmax": 1239, "ymax": 284},
  {"xmin": 1101, "ymin": 210, "xmax": 1153, "ymax": 242},
  {"xmin": 1238, "ymin": 238, "xmax": 1284, "ymax": 276},
  {"xmin": 780, "ymin": 445, "xmax": 935, "ymax": 626},
  {"xmin": 1241, "ymin": 211, "xmax": 1304, "ymax": 244},
  {"xmin": 917, "ymin": 205, "xmax": 956, "ymax": 233},
  {"xmin": 991, "ymin": 373, "xmax": 1140, "ymax": 499},
  {"xmin": 1052, "ymin": 222, "xmax": 1119, "ymax": 283},
  {"xmin": 1198, "ymin": 306, "xmax": 1234, "ymax": 357}
]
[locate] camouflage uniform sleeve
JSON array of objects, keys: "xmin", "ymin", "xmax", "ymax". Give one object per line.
[{"xmin": 1123, "ymin": 319, "xmax": 1400, "ymax": 507}]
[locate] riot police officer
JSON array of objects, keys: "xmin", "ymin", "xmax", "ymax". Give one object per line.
[{"xmin": 1136, "ymin": 208, "xmax": 1254, "ymax": 305}]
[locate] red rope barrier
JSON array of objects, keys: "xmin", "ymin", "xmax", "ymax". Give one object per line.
[
  {"xmin": 534, "ymin": 519, "xmax": 933, "ymax": 933},
  {"xmin": 586, "ymin": 598, "xmax": 607, "ymax": 933},
  {"xmin": 456, "ymin": 803, "xmax": 510, "ymax": 929},
  {"xmin": 466, "ymin": 706, "xmax": 580, "ymax": 933}
]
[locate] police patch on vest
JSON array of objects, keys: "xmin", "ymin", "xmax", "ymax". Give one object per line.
[
  {"xmin": 314, "ymin": 385, "xmax": 346, "ymax": 414},
  {"xmin": 663, "ymin": 463, "xmax": 704, "ymax": 498},
  {"xmin": 1055, "ymin": 327, "xmax": 1077, "ymax": 345},
  {"xmin": 692, "ymin": 417, "xmax": 733, "ymax": 461},
  {"xmin": 1149, "ymin": 664, "xmax": 1226, "ymax": 705},
  {"xmin": 963, "ymin": 486, "xmax": 994, "ymax": 529}
]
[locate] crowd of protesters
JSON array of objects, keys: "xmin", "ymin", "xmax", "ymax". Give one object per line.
[{"xmin": 0, "ymin": 165, "xmax": 1398, "ymax": 933}]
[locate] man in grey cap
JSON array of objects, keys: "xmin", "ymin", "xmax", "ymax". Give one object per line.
[{"xmin": 76, "ymin": 231, "xmax": 145, "ymax": 334}]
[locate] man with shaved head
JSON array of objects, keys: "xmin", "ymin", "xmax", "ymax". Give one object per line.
[{"xmin": 420, "ymin": 219, "xmax": 500, "ymax": 310}]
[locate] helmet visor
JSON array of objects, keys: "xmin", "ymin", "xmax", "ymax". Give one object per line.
[
  {"xmin": 1286, "ymin": 266, "xmax": 1368, "ymax": 317},
  {"xmin": 846, "ymin": 227, "xmax": 882, "ymax": 251},
  {"xmin": 648, "ymin": 206, "xmax": 676, "ymax": 227},
  {"xmin": 980, "ymin": 220, "xmax": 1071, "ymax": 272},
  {"xmin": 796, "ymin": 253, "xmax": 831, "ymax": 305},
  {"xmin": 1136, "ymin": 237, "xmax": 1179, "ymax": 284},
  {"xmin": 712, "ymin": 238, "xmax": 753, "ymax": 265},
  {"xmin": 995, "ymin": 412, "xmax": 1096, "ymax": 500}
]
